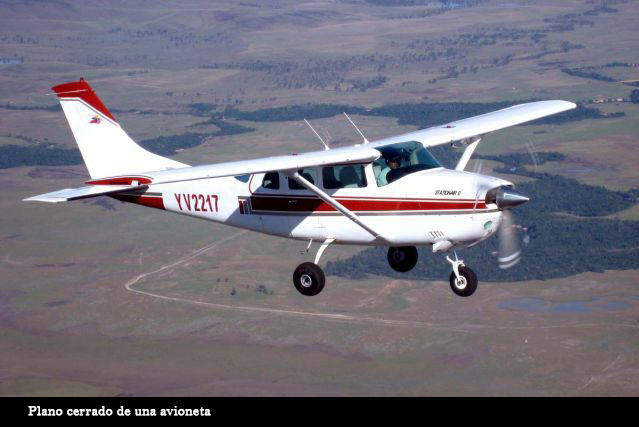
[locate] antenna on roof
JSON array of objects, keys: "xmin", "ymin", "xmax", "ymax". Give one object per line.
[
  {"xmin": 304, "ymin": 118, "xmax": 330, "ymax": 151},
  {"xmin": 343, "ymin": 112, "xmax": 369, "ymax": 144}
]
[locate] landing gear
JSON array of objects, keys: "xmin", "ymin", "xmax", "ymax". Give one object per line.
[
  {"xmin": 292, "ymin": 238, "xmax": 333, "ymax": 296},
  {"xmin": 293, "ymin": 262, "xmax": 325, "ymax": 296},
  {"xmin": 446, "ymin": 253, "xmax": 478, "ymax": 297},
  {"xmin": 449, "ymin": 266, "xmax": 478, "ymax": 297},
  {"xmin": 387, "ymin": 246, "xmax": 418, "ymax": 272}
]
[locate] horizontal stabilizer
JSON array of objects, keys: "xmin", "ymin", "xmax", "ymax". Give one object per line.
[{"xmin": 24, "ymin": 184, "xmax": 147, "ymax": 203}]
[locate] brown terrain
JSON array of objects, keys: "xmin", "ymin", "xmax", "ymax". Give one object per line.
[{"xmin": 0, "ymin": 0, "xmax": 638, "ymax": 396}]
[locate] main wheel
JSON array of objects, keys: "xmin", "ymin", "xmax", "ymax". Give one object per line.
[
  {"xmin": 449, "ymin": 266, "xmax": 478, "ymax": 297},
  {"xmin": 293, "ymin": 262, "xmax": 325, "ymax": 296},
  {"xmin": 387, "ymin": 246, "xmax": 418, "ymax": 273}
]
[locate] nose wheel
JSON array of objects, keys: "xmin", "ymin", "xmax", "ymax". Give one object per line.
[{"xmin": 446, "ymin": 254, "xmax": 478, "ymax": 297}]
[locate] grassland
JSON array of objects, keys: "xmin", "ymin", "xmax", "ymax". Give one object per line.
[{"xmin": 1, "ymin": 0, "xmax": 638, "ymax": 396}]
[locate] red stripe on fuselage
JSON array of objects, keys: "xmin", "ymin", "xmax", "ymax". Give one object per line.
[{"xmin": 249, "ymin": 195, "xmax": 486, "ymax": 212}]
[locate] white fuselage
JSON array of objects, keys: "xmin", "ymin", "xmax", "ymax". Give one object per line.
[{"xmin": 116, "ymin": 165, "xmax": 510, "ymax": 250}]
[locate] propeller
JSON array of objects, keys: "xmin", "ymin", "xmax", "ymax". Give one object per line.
[
  {"xmin": 526, "ymin": 138, "xmax": 539, "ymax": 173},
  {"xmin": 498, "ymin": 209, "xmax": 521, "ymax": 269},
  {"xmin": 486, "ymin": 186, "xmax": 529, "ymax": 269}
]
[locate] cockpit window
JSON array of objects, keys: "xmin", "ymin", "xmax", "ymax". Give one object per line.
[
  {"xmin": 262, "ymin": 172, "xmax": 279, "ymax": 190},
  {"xmin": 372, "ymin": 141, "xmax": 441, "ymax": 187}
]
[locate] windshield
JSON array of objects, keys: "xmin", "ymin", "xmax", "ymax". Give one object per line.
[{"xmin": 372, "ymin": 141, "xmax": 442, "ymax": 186}]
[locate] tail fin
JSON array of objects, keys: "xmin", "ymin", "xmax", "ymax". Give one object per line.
[{"xmin": 52, "ymin": 79, "xmax": 187, "ymax": 179}]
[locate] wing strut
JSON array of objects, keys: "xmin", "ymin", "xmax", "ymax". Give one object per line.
[
  {"xmin": 455, "ymin": 136, "xmax": 482, "ymax": 171},
  {"xmin": 289, "ymin": 171, "xmax": 389, "ymax": 243}
]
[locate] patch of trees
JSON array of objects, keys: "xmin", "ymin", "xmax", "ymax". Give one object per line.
[
  {"xmin": 583, "ymin": 4, "xmax": 618, "ymax": 15},
  {"xmin": 602, "ymin": 62, "xmax": 634, "ymax": 68},
  {"xmin": 561, "ymin": 68, "xmax": 617, "ymax": 82},
  {"xmin": 365, "ymin": 102, "xmax": 619, "ymax": 128},
  {"xmin": 139, "ymin": 132, "xmax": 211, "ymax": 156},
  {"xmin": 0, "ymin": 104, "xmax": 61, "ymax": 112},
  {"xmin": 364, "ymin": 0, "xmax": 482, "ymax": 7},
  {"xmin": 206, "ymin": 119, "xmax": 254, "ymax": 136},
  {"xmin": 543, "ymin": 14, "xmax": 595, "ymax": 31},
  {"xmin": 325, "ymin": 155, "xmax": 639, "ymax": 282},
  {"xmin": 478, "ymin": 152, "xmax": 565, "ymax": 167},
  {"xmin": 0, "ymin": 57, "xmax": 24, "ymax": 64},
  {"xmin": 107, "ymin": 26, "xmax": 232, "ymax": 46},
  {"xmin": 188, "ymin": 103, "xmax": 218, "ymax": 116},
  {"xmin": 225, "ymin": 104, "xmax": 366, "ymax": 122},
  {"xmin": 0, "ymin": 144, "xmax": 82, "ymax": 169},
  {"xmin": 515, "ymin": 173, "xmax": 635, "ymax": 217},
  {"xmin": 349, "ymin": 76, "xmax": 388, "ymax": 92},
  {"xmin": 325, "ymin": 216, "xmax": 639, "ymax": 282},
  {"xmin": 139, "ymin": 120, "xmax": 254, "ymax": 156},
  {"xmin": 364, "ymin": 101, "xmax": 515, "ymax": 127},
  {"xmin": 0, "ymin": 35, "xmax": 37, "ymax": 45}
]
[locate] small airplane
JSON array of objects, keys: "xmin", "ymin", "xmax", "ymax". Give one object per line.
[{"xmin": 25, "ymin": 79, "xmax": 575, "ymax": 297}]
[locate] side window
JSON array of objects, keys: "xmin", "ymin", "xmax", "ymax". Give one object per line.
[
  {"xmin": 262, "ymin": 172, "xmax": 279, "ymax": 190},
  {"xmin": 322, "ymin": 165, "xmax": 367, "ymax": 189},
  {"xmin": 234, "ymin": 174, "xmax": 250, "ymax": 183},
  {"xmin": 373, "ymin": 157, "xmax": 389, "ymax": 187},
  {"xmin": 289, "ymin": 168, "xmax": 316, "ymax": 190}
]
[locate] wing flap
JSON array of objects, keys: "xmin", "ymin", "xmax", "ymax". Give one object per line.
[
  {"xmin": 149, "ymin": 145, "xmax": 381, "ymax": 184},
  {"xmin": 24, "ymin": 184, "xmax": 147, "ymax": 203}
]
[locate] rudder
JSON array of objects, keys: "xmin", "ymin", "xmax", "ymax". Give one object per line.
[{"xmin": 52, "ymin": 79, "xmax": 187, "ymax": 179}]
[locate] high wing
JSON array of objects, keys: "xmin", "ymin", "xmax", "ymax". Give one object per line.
[
  {"xmin": 368, "ymin": 100, "xmax": 576, "ymax": 149},
  {"xmin": 24, "ymin": 184, "xmax": 147, "ymax": 203},
  {"xmin": 145, "ymin": 100, "xmax": 575, "ymax": 184}
]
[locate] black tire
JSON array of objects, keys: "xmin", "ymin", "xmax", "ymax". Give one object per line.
[
  {"xmin": 293, "ymin": 262, "xmax": 325, "ymax": 296},
  {"xmin": 449, "ymin": 266, "xmax": 478, "ymax": 297},
  {"xmin": 387, "ymin": 246, "xmax": 418, "ymax": 273}
]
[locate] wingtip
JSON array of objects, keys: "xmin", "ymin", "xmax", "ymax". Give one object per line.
[
  {"xmin": 23, "ymin": 196, "xmax": 63, "ymax": 203},
  {"xmin": 557, "ymin": 100, "xmax": 577, "ymax": 109}
]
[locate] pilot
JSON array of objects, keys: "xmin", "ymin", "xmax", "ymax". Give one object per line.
[
  {"xmin": 376, "ymin": 155, "xmax": 401, "ymax": 186},
  {"xmin": 388, "ymin": 156, "xmax": 401, "ymax": 170}
]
